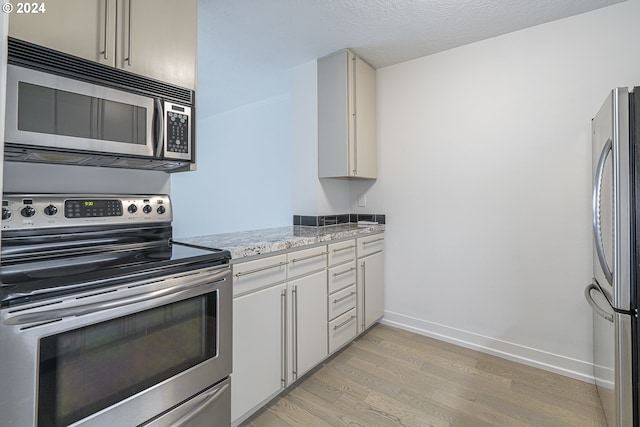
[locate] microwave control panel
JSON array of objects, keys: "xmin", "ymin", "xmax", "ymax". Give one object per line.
[{"xmin": 164, "ymin": 102, "xmax": 192, "ymax": 161}]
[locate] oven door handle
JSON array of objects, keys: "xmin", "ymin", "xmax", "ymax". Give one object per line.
[
  {"xmin": 3, "ymin": 267, "xmax": 230, "ymax": 326},
  {"xmin": 169, "ymin": 382, "xmax": 230, "ymax": 427}
]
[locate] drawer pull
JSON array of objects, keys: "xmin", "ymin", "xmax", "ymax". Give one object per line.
[
  {"xmin": 333, "ymin": 291, "xmax": 356, "ymax": 304},
  {"xmin": 362, "ymin": 237, "xmax": 384, "ymax": 245},
  {"xmin": 234, "ymin": 261, "xmax": 288, "ymax": 277},
  {"xmin": 333, "ymin": 267, "xmax": 356, "ymax": 277},
  {"xmin": 332, "ymin": 245, "xmax": 356, "ymax": 253},
  {"xmin": 290, "ymin": 251, "xmax": 328, "ymax": 263},
  {"xmin": 333, "ymin": 315, "xmax": 357, "ymax": 331}
]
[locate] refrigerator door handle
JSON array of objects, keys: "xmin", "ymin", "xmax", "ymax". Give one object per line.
[
  {"xmin": 584, "ymin": 283, "xmax": 614, "ymax": 323},
  {"xmin": 593, "ymin": 138, "xmax": 613, "ymax": 285}
]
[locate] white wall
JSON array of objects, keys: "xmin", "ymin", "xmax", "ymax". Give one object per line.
[
  {"xmin": 171, "ymin": 94, "xmax": 292, "ymax": 238},
  {"xmin": 2, "ymin": 162, "xmax": 169, "ymax": 194},
  {"xmin": 356, "ymin": 0, "xmax": 640, "ymax": 381},
  {"xmin": 290, "ymin": 60, "xmax": 352, "ymax": 216},
  {"xmin": 290, "ymin": 61, "xmax": 319, "ymax": 215}
]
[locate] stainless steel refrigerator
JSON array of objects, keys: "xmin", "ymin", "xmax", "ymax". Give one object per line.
[{"xmin": 586, "ymin": 86, "xmax": 639, "ymax": 427}]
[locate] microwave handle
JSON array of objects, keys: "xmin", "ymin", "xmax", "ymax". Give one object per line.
[{"xmin": 154, "ymin": 99, "xmax": 165, "ymax": 158}]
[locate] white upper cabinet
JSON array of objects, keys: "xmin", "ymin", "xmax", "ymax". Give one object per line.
[
  {"xmin": 8, "ymin": 0, "xmax": 113, "ymax": 64},
  {"xmin": 318, "ymin": 49, "xmax": 377, "ymax": 179},
  {"xmin": 8, "ymin": 0, "xmax": 197, "ymax": 89}
]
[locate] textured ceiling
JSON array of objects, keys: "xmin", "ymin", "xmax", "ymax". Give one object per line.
[{"xmin": 197, "ymin": 0, "xmax": 627, "ymax": 115}]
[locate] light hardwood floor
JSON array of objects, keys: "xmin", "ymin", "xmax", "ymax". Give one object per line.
[{"xmin": 240, "ymin": 323, "xmax": 606, "ymax": 427}]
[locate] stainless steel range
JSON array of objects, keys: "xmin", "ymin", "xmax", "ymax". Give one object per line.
[{"xmin": 0, "ymin": 194, "xmax": 232, "ymax": 427}]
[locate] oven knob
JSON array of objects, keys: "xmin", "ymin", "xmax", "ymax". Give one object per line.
[
  {"xmin": 43, "ymin": 205, "xmax": 58, "ymax": 216},
  {"xmin": 21, "ymin": 206, "xmax": 36, "ymax": 218},
  {"xmin": 128, "ymin": 204, "xmax": 137, "ymax": 214},
  {"xmin": 143, "ymin": 205, "xmax": 152, "ymax": 214},
  {"xmin": 2, "ymin": 208, "xmax": 12, "ymax": 220},
  {"xmin": 157, "ymin": 206, "xmax": 166, "ymax": 215}
]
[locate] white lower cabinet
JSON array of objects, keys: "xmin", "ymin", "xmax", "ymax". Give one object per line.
[
  {"xmin": 231, "ymin": 283, "xmax": 286, "ymax": 422},
  {"xmin": 232, "ymin": 234, "xmax": 383, "ymax": 425},
  {"xmin": 357, "ymin": 236, "xmax": 384, "ymax": 332},
  {"xmin": 287, "ymin": 270, "xmax": 328, "ymax": 384}
]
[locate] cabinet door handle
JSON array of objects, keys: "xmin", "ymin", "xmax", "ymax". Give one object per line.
[
  {"xmin": 124, "ymin": 0, "xmax": 133, "ymax": 66},
  {"xmin": 290, "ymin": 251, "xmax": 328, "ymax": 263},
  {"xmin": 334, "ymin": 315, "xmax": 357, "ymax": 331},
  {"xmin": 292, "ymin": 285, "xmax": 298, "ymax": 380},
  {"xmin": 352, "ymin": 54, "xmax": 358, "ymax": 176},
  {"xmin": 281, "ymin": 289, "xmax": 287, "ymax": 387},
  {"xmin": 333, "ymin": 291, "xmax": 356, "ymax": 304},
  {"xmin": 332, "ymin": 245, "xmax": 356, "ymax": 253},
  {"xmin": 361, "ymin": 261, "xmax": 366, "ymax": 330},
  {"xmin": 234, "ymin": 261, "xmax": 288, "ymax": 278},
  {"xmin": 362, "ymin": 237, "xmax": 384, "ymax": 245},
  {"xmin": 333, "ymin": 267, "xmax": 356, "ymax": 277},
  {"xmin": 102, "ymin": 0, "xmax": 109, "ymax": 59}
]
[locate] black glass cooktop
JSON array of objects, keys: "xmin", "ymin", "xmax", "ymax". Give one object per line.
[{"xmin": 0, "ymin": 226, "xmax": 230, "ymax": 308}]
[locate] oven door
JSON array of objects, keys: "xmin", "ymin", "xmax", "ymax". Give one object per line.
[
  {"xmin": 5, "ymin": 64, "xmax": 156, "ymax": 159},
  {"xmin": 0, "ymin": 264, "xmax": 231, "ymax": 427}
]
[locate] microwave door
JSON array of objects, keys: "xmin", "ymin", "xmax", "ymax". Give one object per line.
[{"xmin": 5, "ymin": 65, "xmax": 155, "ymax": 159}]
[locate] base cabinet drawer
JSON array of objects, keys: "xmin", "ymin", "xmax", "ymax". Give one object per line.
[
  {"xmin": 328, "ymin": 240, "xmax": 356, "ymax": 267},
  {"xmin": 329, "ymin": 308, "xmax": 357, "ymax": 354},
  {"xmin": 328, "ymin": 261, "xmax": 357, "ymax": 294},
  {"xmin": 233, "ymin": 254, "xmax": 287, "ymax": 296},
  {"xmin": 328, "ymin": 284, "xmax": 356, "ymax": 321},
  {"xmin": 287, "ymin": 246, "xmax": 327, "ymax": 279},
  {"xmin": 357, "ymin": 234, "xmax": 384, "ymax": 258}
]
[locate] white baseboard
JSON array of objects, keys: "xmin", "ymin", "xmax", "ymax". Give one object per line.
[{"xmin": 380, "ymin": 311, "xmax": 596, "ymax": 384}]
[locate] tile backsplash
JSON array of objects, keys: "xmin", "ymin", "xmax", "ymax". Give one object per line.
[{"xmin": 293, "ymin": 213, "xmax": 386, "ymax": 226}]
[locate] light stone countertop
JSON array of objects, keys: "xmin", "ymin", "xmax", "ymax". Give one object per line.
[{"xmin": 175, "ymin": 224, "xmax": 385, "ymax": 260}]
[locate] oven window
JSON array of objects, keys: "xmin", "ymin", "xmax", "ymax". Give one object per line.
[
  {"xmin": 17, "ymin": 82, "xmax": 147, "ymax": 145},
  {"xmin": 37, "ymin": 293, "xmax": 217, "ymax": 427}
]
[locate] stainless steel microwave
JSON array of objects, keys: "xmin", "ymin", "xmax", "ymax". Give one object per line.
[{"xmin": 4, "ymin": 39, "xmax": 195, "ymax": 172}]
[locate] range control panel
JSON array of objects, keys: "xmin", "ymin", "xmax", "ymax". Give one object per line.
[{"xmin": 1, "ymin": 194, "xmax": 172, "ymax": 230}]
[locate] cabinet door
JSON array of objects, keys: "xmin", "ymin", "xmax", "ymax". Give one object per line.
[
  {"xmin": 120, "ymin": 0, "xmax": 197, "ymax": 89},
  {"xmin": 318, "ymin": 50, "xmax": 349, "ymax": 179},
  {"xmin": 232, "ymin": 284, "xmax": 286, "ymax": 423},
  {"xmin": 288, "ymin": 270, "xmax": 328, "ymax": 383},
  {"xmin": 353, "ymin": 55, "xmax": 377, "ymax": 179},
  {"xmin": 318, "ymin": 49, "xmax": 377, "ymax": 179},
  {"xmin": 358, "ymin": 250, "xmax": 384, "ymax": 332},
  {"xmin": 8, "ymin": 0, "xmax": 115, "ymax": 66}
]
